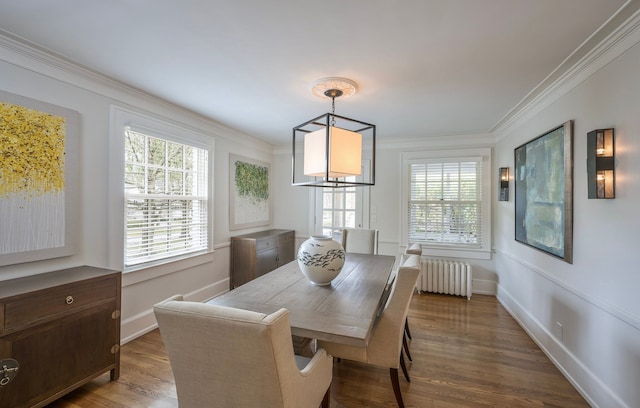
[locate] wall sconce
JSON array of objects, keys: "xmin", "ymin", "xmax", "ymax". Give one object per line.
[
  {"xmin": 499, "ymin": 167, "xmax": 509, "ymax": 201},
  {"xmin": 587, "ymin": 128, "xmax": 615, "ymax": 199}
]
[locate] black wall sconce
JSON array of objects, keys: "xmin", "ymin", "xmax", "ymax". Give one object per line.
[
  {"xmin": 499, "ymin": 167, "xmax": 509, "ymax": 201},
  {"xmin": 587, "ymin": 128, "xmax": 615, "ymax": 199}
]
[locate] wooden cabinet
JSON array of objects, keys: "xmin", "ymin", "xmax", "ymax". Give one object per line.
[
  {"xmin": 0, "ymin": 266, "xmax": 121, "ymax": 408},
  {"xmin": 230, "ymin": 229, "xmax": 295, "ymax": 289}
]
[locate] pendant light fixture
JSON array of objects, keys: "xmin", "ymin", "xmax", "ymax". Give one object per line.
[{"xmin": 292, "ymin": 77, "xmax": 375, "ymax": 187}]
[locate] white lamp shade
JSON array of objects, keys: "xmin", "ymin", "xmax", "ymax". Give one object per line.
[{"xmin": 304, "ymin": 127, "xmax": 362, "ymax": 178}]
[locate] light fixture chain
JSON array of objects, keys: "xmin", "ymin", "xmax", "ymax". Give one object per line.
[{"xmin": 331, "ymin": 96, "xmax": 336, "ymax": 126}]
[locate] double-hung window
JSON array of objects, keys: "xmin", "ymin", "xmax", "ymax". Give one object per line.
[
  {"xmin": 402, "ymin": 149, "xmax": 491, "ymax": 259},
  {"xmin": 123, "ymin": 127, "xmax": 209, "ymax": 267}
]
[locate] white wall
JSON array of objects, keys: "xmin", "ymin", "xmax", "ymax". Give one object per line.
[
  {"xmin": 5, "ymin": 15, "xmax": 639, "ymax": 407},
  {"xmin": 494, "ymin": 21, "xmax": 640, "ymax": 408},
  {"xmin": 273, "ymin": 134, "xmax": 499, "ymax": 294},
  {"xmin": 0, "ymin": 36, "xmax": 273, "ymax": 342}
]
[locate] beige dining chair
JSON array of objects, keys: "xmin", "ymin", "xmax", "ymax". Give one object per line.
[
  {"xmin": 405, "ymin": 242, "xmax": 422, "ymax": 256},
  {"xmin": 392, "ymin": 252, "xmax": 420, "ymax": 362},
  {"xmin": 341, "ymin": 228, "xmax": 379, "ymax": 254},
  {"xmin": 402, "ymin": 243, "xmax": 422, "ymax": 343},
  {"xmin": 317, "ymin": 254, "xmax": 420, "ymax": 408},
  {"xmin": 154, "ymin": 295, "xmax": 333, "ymax": 408}
]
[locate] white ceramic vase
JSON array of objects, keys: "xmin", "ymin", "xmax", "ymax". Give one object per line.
[{"xmin": 297, "ymin": 235, "xmax": 345, "ymax": 286}]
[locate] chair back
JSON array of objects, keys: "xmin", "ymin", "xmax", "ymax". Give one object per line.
[
  {"xmin": 342, "ymin": 228, "xmax": 379, "ymax": 254},
  {"xmin": 405, "ymin": 242, "xmax": 422, "ymax": 256},
  {"xmin": 367, "ymin": 255, "xmax": 420, "ymax": 368},
  {"xmin": 154, "ymin": 296, "xmax": 320, "ymax": 408}
]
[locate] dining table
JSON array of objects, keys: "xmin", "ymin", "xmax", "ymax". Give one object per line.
[{"xmin": 207, "ymin": 252, "xmax": 396, "ymax": 347}]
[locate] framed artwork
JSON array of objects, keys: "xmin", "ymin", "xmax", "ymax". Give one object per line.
[
  {"xmin": 514, "ymin": 120, "xmax": 573, "ymax": 264},
  {"xmin": 0, "ymin": 90, "xmax": 79, "ymax": 266},
  {"xmin": 229, "ymin": 154, "xmax": 271, "ymax": 230}
]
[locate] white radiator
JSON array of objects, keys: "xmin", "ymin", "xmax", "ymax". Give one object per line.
[{"xmin": 419, "ymin": 259, "xmax": 472, "ymax": 300}]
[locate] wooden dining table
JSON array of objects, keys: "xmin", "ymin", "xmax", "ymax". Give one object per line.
[{"xmin": 207, "ymin": 252, "xmax": 396, "ymax": 347}]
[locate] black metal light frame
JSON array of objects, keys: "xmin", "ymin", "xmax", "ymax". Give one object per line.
[{"xmin": 292, "ymin": 112, "xmax": 376, "ymax": 188}]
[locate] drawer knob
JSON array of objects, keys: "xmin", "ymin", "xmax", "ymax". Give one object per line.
[
  {"xmin": 0, "ymin": 358, "xmax": 19, "ymax": 386},
  {"xmin": 65, "ymin": 295, "xmax": 74, "ymax": 305}
]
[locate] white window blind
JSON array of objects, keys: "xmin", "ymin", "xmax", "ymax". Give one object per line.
[
  {"xmin": 408, "ymin": 158, "xmax": 482, "ymax": 246},
  {"xmin": 124, "ymin": 128, "xmax": 208, "ymax": 266}
]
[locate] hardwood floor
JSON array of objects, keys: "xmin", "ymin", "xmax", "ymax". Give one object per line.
[{"xmin": 46, "ymin": 293, "xmax": 589, "ymax": 408}]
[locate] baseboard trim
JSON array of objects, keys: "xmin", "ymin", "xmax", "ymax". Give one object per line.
[
  {"xmin": 120, "ymin": 278, "xmax": 230, "ymax": 344},
  {"xmin": 497, "ymin": 285, "xmax": 627, "ymax": 408},
  {"xmin": 472, "ymin": 278, "xmax": 496, "ymax": 296}
]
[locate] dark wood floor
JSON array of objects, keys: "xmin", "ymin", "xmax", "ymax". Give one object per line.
[{"xmin": 46, "ymin": 293, "xmax": 589, "ymax": 408}]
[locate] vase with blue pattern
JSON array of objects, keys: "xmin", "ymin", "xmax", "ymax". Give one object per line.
[{"xmin": 297, "ymin": 235, "xmax": 345, "ymax": 286}]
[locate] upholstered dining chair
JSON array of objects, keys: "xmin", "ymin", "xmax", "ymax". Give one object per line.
[
  {"xmin": 405, "ymin": 242, "xmax": 422, "ymax": 256},
  {"xmin": 341, "ymin": 228, "xmax": 379, "ymax": 254},
  {"xmin": 317, "ymin": 254, "xmax": 420, "ymax": 408},
  {"xmin": 402, "ymin": 243, "xmax": 422, "ymax": 343},
  {"xmin": 153, "ymin": 295, "xmax": 333, "ymax": 408},
  {"xmin": 393, "ymin": 255, "xmax": 418, "ymax": 363}
]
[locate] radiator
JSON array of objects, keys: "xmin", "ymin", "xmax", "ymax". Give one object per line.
[{"xmin": 419, "ymin": 259, "xmax": 472, "ymax": 299}]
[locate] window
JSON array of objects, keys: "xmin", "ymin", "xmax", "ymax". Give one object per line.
[
  {"xmin": 124, "ymin": 127, "xmax": 208, "ymax": 267},
  {"xmin": 408, "ymin": 159, "xmax": 481, "ymax": 245},
  {"xmin": 314, "ymin": 162, "xmax": 371, "ymax": 237},
  {"xmin": 402, "ymin": 149, "xmax": 491, "ymax": 259},
  {"xmin": 319, "ymin": 179, "xmax": 358, "ymax": 237}
]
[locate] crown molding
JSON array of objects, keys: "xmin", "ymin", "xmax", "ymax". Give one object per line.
[
  {"xmin": 0, "ymin": 29, "xmax": 273, "ymax": 153},
  {"xmin": 377, "ymin": 133, "xmax": 496, "ymax": 150},
  {"xmin": 273, "ymin": 132, "xmax": 496, "ymax": 155},
  {"xmin": 492, "ymin": 1, "xmax": 640, "ymax": 140}
]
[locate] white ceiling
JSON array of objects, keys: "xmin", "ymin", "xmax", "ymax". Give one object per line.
[{"xmin": 0, "ymin": 0, "xmax": 632, "ymax": 145}]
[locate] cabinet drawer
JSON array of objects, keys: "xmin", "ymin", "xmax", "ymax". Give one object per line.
[
  {"xmin": 278, "ymin": 231, "xmax": 294, "ymax": 243},
  {"xmin": 3, "ymin": 278, "xmax": 117, "ymax": 333},
  {"xmin": 256, "ymin": 237, "xmax": 277, "ymax": 251}
]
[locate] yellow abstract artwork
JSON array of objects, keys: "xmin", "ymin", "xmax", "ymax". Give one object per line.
[{"xmin": 0, "ymin": 101, "xmax": 66, "ymax": 255}]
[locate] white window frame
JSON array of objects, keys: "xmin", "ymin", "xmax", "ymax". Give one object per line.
[
  {"xmin": 312, "ymin": 161, "xmax": 371, "ymax": 236},
  {"xmin": 109, "ymin": 106, "xmax": 214, "ymax": 273},
  {"xmin": 401, "ymin": 148, "xmax": 491, "ymax": 260}
]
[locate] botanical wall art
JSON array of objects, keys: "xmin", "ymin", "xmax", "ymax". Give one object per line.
[
  {"xmin": 229, "ymin": 154, "xmax": 271, "ymax": 230},
  {"xmin": 514, "ymin": 120, "xmax": 573, "ymax": 263},
  {"xmin": 0, "ymin": 90, "xmax": 79, "ymax": 266}
]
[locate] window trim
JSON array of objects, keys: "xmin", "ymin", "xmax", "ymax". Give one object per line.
[
  {"xmin": 123, "ymin": 128, "xmax": 209, "ymax": 267},
  {"xmin": 401, "ymin": 148, "xmax": 492, "ymax": 260},
  {"xmin": 312, "ymin": 160, "xmax": 371, "ymax": 236},
  {"xmin": 109, "ymin": 106, "xmax": 214, "ymax": 273}
]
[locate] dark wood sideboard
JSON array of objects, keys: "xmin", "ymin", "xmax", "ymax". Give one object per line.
[
  {"xmin": 0, "ymin": 266, "xmax": 121, "ymax": 408},
  {"xmin": 230, "ymin": 229, "xmax": 295, "ymax": 289}
]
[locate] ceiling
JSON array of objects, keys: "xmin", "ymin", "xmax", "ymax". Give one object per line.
[{"xmin": 0, "ymin": 0, "xmax": 632, "ymax": 145}]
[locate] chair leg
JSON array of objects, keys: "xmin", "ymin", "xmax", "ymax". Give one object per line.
[
  {"xmin": 404, "ymin": 319, "xmax": 412, "ymax": 340},
  {"xmin": 389, "ymin": 368, "xmax": 405, "ymax": 408},
  {"xmin": 403, "ymin": 333, "xmax": 412, "ymax": 362},
  {"xmin": 400, "ymin": 350, "xmax": 411, "ymax": 382},
  {"xmin": 321, "ymin": 385, "xmax": 330, "ymax": 408}
]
